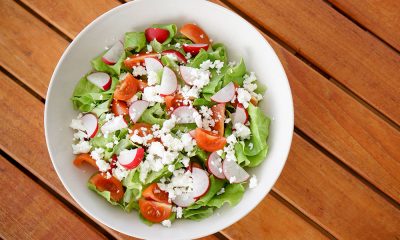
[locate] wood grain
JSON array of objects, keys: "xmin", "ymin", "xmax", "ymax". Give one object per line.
[
  {"xmin": 327, "ymin": 0, "xmax": 400, "ymax": 51},
  {"xmin": 0, "ymin": 156, "xmax": 105, "ymax": 240},
  {"xmin": 20, "ymin": 0, "xmax": 120, "ymax": 39},
  {"xmin": 226, "ymin": 0, "xmax": 400, "ymax": 125},
  {"xmin": 0, "ymin": 73, "xmax": 325, "ymax": 239}
]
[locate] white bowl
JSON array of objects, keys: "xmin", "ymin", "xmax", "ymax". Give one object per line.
[{"xmin": 44, "ymin": 0, "xmax": 294, "ymax": 239}]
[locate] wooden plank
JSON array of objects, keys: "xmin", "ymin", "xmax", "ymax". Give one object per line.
[
  {"xmin": 0, "ymin": 156, "xmax": 105, "ymax": 239},
  {"xmin": 0, "ymin": 0, "xmax": 67, "ymax": 98},
  {"xmin": 226, "ymin": 0, "xmax": 400, "ymax": 125},
  {"xmin": 210, "ymin": 0, "xmax": 400, "ymax": 204},
  {"xmin": 0, "ymin": 73, "xmax": 325, "ymax": 238},
  {"xmin": 20, "ymin": 0, "xmax": 120, "ymax": 39},
  {"xmin": 327, "ymin": 0, "xmax": 400, "ymax": 51}
]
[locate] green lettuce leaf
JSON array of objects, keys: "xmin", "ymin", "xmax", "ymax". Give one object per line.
[
  {"xmin": 223, "ymin": 58, "xmax": 246, "ymax": 86},
  {"xmin": 208, "ymin": 43, "xmax": 227, "ymax": 63},
  {"xmin": 207, "ymin": 183, "xmax": 245, "ymax": 208},
  {"xmin": 91, "ymin": 51, "xmax": 127, "ymax": 76},
  {"xmin": 186, "ymin": 175, "xmax": 225, "ymax": 210},
  {"xmin": 193, "ymin": 98, "xmax": 213, "ymax": 107},
  {"xmin": 139, "ymin": 103, "xmax": 166, "ymax": 125},
  {"xmin": 151, "ymin": 24, "xmax": 177, "ymax": 45},
  {"xmin": 150, "ymin": 39, "xmax": 163, "ymax": 53},
  {"xmin": 189, "ymin": 49, "xmax": 208, "ymax": 68},
  {"xmin": 244, "ymin": 104, "xmax": 270, "ymax": 157},
  {"xmin": 124, "ymin": 32, "xmax": 146, "ymax": 52},
  {"xmin": 87, "ymin": 182, "xmax": 120, "ymax": 206},
  {"xmin": 183, "ymin": 207, "xmax": 214, "ymax": 220}
]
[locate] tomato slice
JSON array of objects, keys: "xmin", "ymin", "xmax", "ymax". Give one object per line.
[
  {"xmin": 73, "ymin": 153, "xmax": 97, "ymax": 168},
  {"xmin": 211, "ymin": 103, "xmax": 225, "ymax": 136},
  {"xmin": 142, "ymin": 183, "xmax": 169, "ymax": 203},
  {"xmin": 111, "ymin": 99, "xmax": 129, "ymax": 116},
  {"xmin": 89, "ymin": 173, "xmax": 124, "ymax": 202},
  {"xmin": 114, "ymin": 73, "xmax": 138, "ymax": 101},
  {"xmin": 164, "ymin": 94, "xmax": 187, "ymax": 112},
  {"xmin": 130, "ymin": 123, "xmax": 158, "ymax": 144},
  {"xmin": 139, "ymin": 198, "xmax": 172, "ymax": 223},
  {"xmin": 194, "ymin": 128, "xmax": 226, "ymax": 152},
  {"xmin": 124, "ymin": 53, "xmax": 160, "ymax": 69},
  {"xmin": 180, "ymin": 23, "xmax": 210, "ymax": 44}
]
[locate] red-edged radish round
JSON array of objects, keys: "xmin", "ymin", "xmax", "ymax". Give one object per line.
[
  {"xmin": 87, "ymin": 72, "xmax": 112, "ymax": 90},
  {"xmin": 162, "ymin": 50, "xmax": 187, "ymax": 64},
  {"xmin": 129, "ymin": 100, "xmax": 149, "ymax": 123},
  {"xmin": 187, "ymin": 162, "xmax": 202, "ymax": 172},
  {"xmin": 172, "ymin": 106, "xmax": 198, "ymax": 124},
  {"xmin": 102, "ymin": 41, "xmax": 124, "ymax": 65},
  {"xmin": 81, "ymin": 113, "xmax": 98, "ymax": 138},
  {"xmin": 211, "ymin": 82, "xmax": 235, "ymax": 103},
  {"xmin": 144, "ymin": 58, "xmax": 163, "ymax": 73},
  {"xmin": 189, "ymin": 129, "xmax": 196, "ymax": 138},
  {"xmin": 172, "ymin": 193, "xmax": 196, "ymax": 207},
  {"xmin": 179, "ymin": 66, "xmax": 210, "ymax": 86},
  {"xmin": 191, "ymin": 168, "xmax": 210, "ymax": 199},
  {"xmin": 145, "ymin": 28, "xmax": 170, "ymax": 43},
  {"xmin": 100, "ymin": 116, "xmax": 128, "ymax": 134},
  {"xmin": 117, "ymin": 148, "xmax": 144, "ymax": 169},
  {"xmin": 207, "ymin": 152, "xmax": 225, "ymax": 179},
  {"xmin": 223, "ymin": 159, "xmax": 250, "ymax": 183},
  {"xmin": 182, "ymin": 43, "xmax": 209, "ymax": 56},
  {"xmin": 232, "ymin": 104, "xmax": 248, "ymax": 125},
  {"xmin": 159, "ymin": 67, "xmax": 177, "ymax": 96}
]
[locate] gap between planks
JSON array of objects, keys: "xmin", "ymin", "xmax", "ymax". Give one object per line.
[
  {"xmin": 219, "ymin": 0, "xmax": 400, "ymax": 132},
  {"xmin": 0, "ymin": 149, "xmax": 117, "ymax": 240},
  {"xmin": 7, "ymin": 0, "xmax": 397, "ymax": 238}
]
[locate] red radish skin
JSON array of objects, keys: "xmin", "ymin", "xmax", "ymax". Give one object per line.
[
  {"xmin": 172, "ymin": 106, "xmax": 199, "ymax": 124},
  {"xmin": 87, "ymin": 72, "xmax": 112, "ymax": 91},
  {"xmin": 102, "ymin": 41, "xmax": 124, "ymax": 65},
  {"xmin": 182, "ymin": 43, "xmax": 209, "ymax": 56},
  {"xmin": 81, "ymin": 113, "xmax": 98, "ymax": 138},
  {"xmin": 222, "ymin": 159, "xmax": 250, "ymax": 183},
  {"xmin": 117, "ymin": 148, "xmax": 144, "ymax": 169},
  {"xmin": 129, "ymin": 100, "xmax": 149, "ymax": 123},
  {"xmin": 207, "ymin": 152, "xmax": 225, "ymax": 179},
  {"xmin": 144, "ymin": 58, "xmax": 163, "ymax": 73},
  {"xmin": 159, "ymin": 67, "xmax": 178, "ymax": 96},
  {"xmin": 145, "ymin": 28, "xmax": 170, "ymax": 43},
  {"xmin": 232, "ymin": 104, "xmax": 249, "ymax": 126},
  {"xmin": 162, "ymin": 50, "xmax": 187, "ymax": 64},
  {"xmin": 211, "ymin": 82, "xmax": 235, "ymax": 103}
]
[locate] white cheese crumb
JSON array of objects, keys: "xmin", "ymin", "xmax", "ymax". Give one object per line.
[
  {"xmin": 229, "ymin": 176, "xmax": 237, "ymax": 183},
  {"xmin": 132, "ymin": 65, "xmax": 147, "ymax": 77},
  {"xmin": 161, "ymin": 220, "xmax": 171, "ymax": 228},
  {"xmin": 105, "ymin": 142, "xmax": 114, "ymax": 149},
  {"xmin": 216, "ymin": 188, "xmax": 225, "ymax": 195},
  {"xmin": 168, "ymin": 164, "xmax": 175, "ymax": 172},
  {"xmin": 72, "ymin": 141, "xmax": 91, "ymax": 154},
  {"xmin": 147, "ymin": 70, "xmax": 159, "ymax": 86},
  {"xmin": 70, "ymin": 119, "xmax": 85, "ymax": 131},
  {"xmin": 234, "ymin": 123, "xmax": 251, "ymax": 140},
  {"xmin": 176, "ymin": 206, "xmax": 183, "ymax": 218},
  {"xmin": 174, "ymin": 43, "xmax": 181, "ymax": 48},
  {"xmin": 249, "ymin": 175, "xmax": 258, "ymax": 189},
  {"xmin": 237, "ymin": 88, "xmax": 252, "ymax": 109},
  {"xmin": 142, "ymin": 86, "xmax": 165, "ymax": 105}
]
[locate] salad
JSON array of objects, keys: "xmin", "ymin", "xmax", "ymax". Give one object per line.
[{"xmin": 70, "ymin": 23, "xmax": 270, "ymax": 226}]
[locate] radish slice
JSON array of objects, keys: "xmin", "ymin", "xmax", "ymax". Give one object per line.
[
  {"xmin": 159, "ymin": 67, "xmax": 177, "ymax": 96},
  {"xmin": 172, "ymin": 106, "xmax": 198, "ymax": 124},
  {"xmin": 129, "ymin": 100, "xmax": 149, "ymax": 123},
  {"xmin": 144, "ymin": 58, "xmax": 163, "ymax": 73},
  {"xmin": 189, "ymin": 129, "xmax": 196, "ymax": 138},
  {"xmin": 223, "ymin": 159, "xmax": 250, "ymax": 183},
  {"xmin": 173, "ymin": 193, "xmax": 196, "ymax": 207},
  {"xmin": 117, "ymin": 148, "xmax": 144, "ymax": 169},
  {"xmin": 101, "ymin": 116, "xmax": 128, "ymax": 134},
  {"xmin": 102, "ymin": 41, "xmax": 124, "ymax": 65},
  {"xmin": 211, "ymin": 82, "xmax": 235, "ymax": 103},
  {"xmin": 81, "ymin": 113, "xmax": 98, "ymax": 138},
  {"xmin": 179, "ymin": 66, "xmax": 210, "ymax": 86},
  {"xmin": 87, "ymin": 72, "xmax": 112, "ymax": 90},
  {"xmin": 145, "ymin": 28, "xmax": 170, "ymax": 43},
  {"xmin": 232, "ymin": 104, "xmax": 248, "ymax": 125},
  {"xmin": 207, "ymin": 152, "xmax": 225, "ymax": 179},
  {"xmin": 191, "ymin": 168, "xmax": 210, "ymax": 198},
  {"xmin": 182, "ymin": 43, "xmax": 209, "ymax": 56},
  {"xmin": 162, "ymin": 50, "xmax": 187, "ymax": 64}
]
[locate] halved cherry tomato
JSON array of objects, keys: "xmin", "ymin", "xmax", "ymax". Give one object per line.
[
  {"xmin": 114, "ymin": 73, "xmax": 138, "ymax": 101},
  {"xmin": 73, "ymin": 153, "xmax": 97, "ymax": 168},
  {"xmin": 89, "ymin": 173, "xmax": 124, "ymax": 202},
  {"xmin": 180, "ymin": 23, "xmax": 210, "ymax": 44},
  {"xmin": 211, "ymin": 103, "xmax": 225, "ymax": 136},
  {"xmin": 111, "ymin": 99, "xmax": 129, "ymax": 116},
  {"xmin": 139, "ymin": 198, "xmax": 172, "ymax": 223},
  {"xmin": 142, "ymin": 183, "xmax": 169, "ymax": 203},
  {"xmin": 194, "ymin": 128, "xmax": 226, "ymax": 152},
  {"xmin": 130, "ymin": 123, "xmax": 158, "ymax": 144},
  {"xmin": 138, "ymin": 80, "xmax": 148, "ymax": 92},
  {"xmin": 250, "ymin": 96, "xmax": 258, "ymax": 106},
  {"xmin": 164, "ymin": 94, "xmax": 186, "ymax": 112},
  {"xmin": 124, "ymin": 53, "xmax": 160, "ymax": 69}
]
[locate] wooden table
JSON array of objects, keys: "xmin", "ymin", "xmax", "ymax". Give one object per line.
[{"xmin": 1, "ymin": 0, "xmax": 399, "ymax": 239}]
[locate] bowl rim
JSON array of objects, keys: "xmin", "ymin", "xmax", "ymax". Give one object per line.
[{"xmin": 44, "ymin": 0, "xmax": 294, "ymax": 238}]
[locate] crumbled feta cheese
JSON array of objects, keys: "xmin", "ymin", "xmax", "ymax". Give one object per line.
[
  {"xmin": 158, "ymin": 169, "xmax": 194, "ymax": 200},
  {"xmin": 101, "ymin": 116, "xmax": 128, "ymax": 134},
  {"xmin": 104, "ymin": 113, "xmax": 114, "ymax": 122},
  {"xmin": 72, "ymin": 141, "xmax": 91, "ymax": 154},
  {"xmin": 213, "ymin": 60, "xmax": 224, "ymax": 74},
  {"xmin": 113, "ymin": 161, "xmax": 129, "ymax": 181},
  {"xmin": 162, "ymin": 115, "xmax": 177, "ymax": 132},
  {"xmin": 90, "ymin": 148, "xmax": 105, "ymax": 161},
  {"xmin": 224, "ymin": 118, "xmax": 231, "ymax": 123},
  {"xmin": 176, "ymin": 206, "xmax": 183, "ymax": 218},
  {"xmin": 161, "ymin": 220, "xmax": 171, "ymax": 228},
  {"xmin": 216, "ymin": 150, "xmax": 223, "ymax": 156},
  {"xmin": 147, "ymin": 70, "xmax": 159, "ymax": 86},
  {"xmin": 237, "ymin": 88, "xmax": 252, "ymax": 108},
  {"xmin": 161, "ymin": 134, "xmax": 183, "ymax": 152},
  {"xmin": 249, "ymin": 175, "xmax": 258, "ymax": 189},
  {"xmin": 130, "ymin": 133, "xmax": 144, "ymax": 145},
  {"xmin": 168, "ymin": 164, "xmax": 175, "ymax": 172},
  {"xmin": 227, "ymin": 134, "xmax": 237, "ymax": 144},
  {"xmin": 185, "ymin": 52, "xmax": 192, "ymax": 59},
  {"xmin": 142, "ymin": 86, "xmax": 164, "ymax": 104},
  {"xmin": 216, "ymin": 188, "xmax": 225, "ymax": 195},
  {"xmin": 174, "ymin": 43, "xmax": 181, "ymax": 48},
  {"xmin": 180, "ymin": 156, "xmax": 190, "ymax": 167},
  {"xmin": 132, "ymin": 65, "xmax": 147, "ymax": 77},
  {"xmin": 148, "ymin": 141, "xmax": 165, "ymax": 157},
  {"xmin": 73, "ymin": 130, "xmax": 88, "ymax": 140},
  {"xmin": 228, "ymin": 61, "xmax": 236, "ymax": 68},
  {"xmin": 234, "ymin": 123, "xmax": 251, "ymax": 140},
  {"xmin": 229, "ymin": 176, "xmax": 236, "ymax": 183},
  {"xmin": 96, "ymin": 160, "xmax": 110, "ymax": 172},
  {"xmin": 181, "ymin": 133, "xmax": 196, "ymax": 153},
  {"xmin": 105, "ymin": 142, "xmax": 114, "ymax": 149},
  {"xmin": 70, "ymin": 119, "xmax": 85, "ymax": 131},
  {"xmin": 200, "ymin": 60, "xmax": 213, "ymax": 70}
]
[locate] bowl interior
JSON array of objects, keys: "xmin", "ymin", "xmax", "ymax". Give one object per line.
[{"xmin": 45, "ymin": 0, "xmax": 293, "ymax": 239}]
